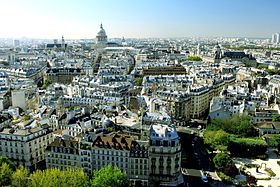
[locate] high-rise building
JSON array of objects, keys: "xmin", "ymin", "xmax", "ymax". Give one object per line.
[
  {"xmin": 277, "ymin": 33, "xmax": 280, "ymax": 44},
  {"xmin": 271, "ymin": 33, "xmax": 280, "ymax": 44},
  {"xmin": 13, "ymin": 40, "xmax": 20, "ymax": 47},
  {"xmin": 197, "ymin": 43, "xmax": 201, "ymax": 55}
]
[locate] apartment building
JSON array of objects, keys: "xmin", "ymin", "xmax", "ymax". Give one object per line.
[
  {"xmin": 151, "ymin": 90, "xmax": 191, "ymax": 126},
  {"xmin": 148, "ymin": 124, "xmax": 183, "ymax": 186},
  {"xmin": 45, "ymin": 123, "xmax": 183, "ymax": 186},
  {"xmin": 0, "ymin": 124, "xmax": 53, "ymax": 171},
  {"xmin": 45, "ymin": 137, "xmax": 80, "ymax": 170}
]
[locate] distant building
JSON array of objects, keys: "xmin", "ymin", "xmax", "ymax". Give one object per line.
[
  {"xmin": 12, "ymin": 90, "xmax": 26, "ymax": 111},
  {"xmin": 13, "ymin": 40, "xmax": 20, "ymax": 47},
  {"xmin": 45, "ymin": 67, "xmax": 84, "ymax": 84},
  {"xmin": 96, "ymin": 24, "xmax": 108, "ymax": 46},
  {"xmin": 223, "ymin": 51, "xmax": 256, "ymax": 67},
  {"xmin": 142, "ymin": 64, "xmax": 186, "ymax": 76},
  {"xmin": 271, "ymin": 33, "xmax": 280, "ymax": 44},
  {"xmin": 213, "ymin": 43, "xmax": 222, "ymax": 61},
  {"xmin": 46, "ymin": 36, "xmax": 67, "ymax": 49}
]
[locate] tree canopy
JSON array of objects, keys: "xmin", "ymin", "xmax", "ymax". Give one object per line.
[
  {"xmin": 91, "ymin": 165, "xmax": 130, "ymax": 187},
  {"xmin": 42, "ymin": 79, "xmax": 52, "ymax": 89},
  {"xmin": 0, "ymin": 162, "xmax": 13, "ymax": 186},
  {"xmin": 204, "ymin": 129, "xmax": 231, "ymax": 151},
  {"xmin": 268, "ymin": 134, "xmax": 280, "ymax": 147},
  {"xmin": 228, "ymin": 137, "xmax": 267, "ymax": 157},
  {"xmin": 187, "ymin": 55, "xmax": 202, "ymax": 61},
  {"xmin": 11, "ymin": 165, "xmax": 28, "ymax": 187},
  {"xmin": 0, "ymin": 156, "xmax": 16, "ymax": 170},
  {"xmin": 29, "ymin": 168, "xmax": 89, "ymax": 187},
  {"xmin": 0, "ymin": 157, "xmax": 133, "ymax": 187},
  {"xmin": 207, "ymin": 114, "xmax": 257, "ymax": 137},
  {"xmin": 272, "ymin": 114, "xmax": 280, "ymax": 122},
  {"xmin": 213, "ymin": 153, "xmax": 232, "ymax": 171},
  {"xmin": 213, "ymin": 153, "xmax": 238, "ymax": 177},
  {"xmin": 135, "ymin": 77, "xmax": 143, "ymax": 87}
]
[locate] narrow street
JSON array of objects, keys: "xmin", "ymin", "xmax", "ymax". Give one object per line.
[{"xmin": 179, "ymin": 130, "xmax": 232, "ymax": 187}]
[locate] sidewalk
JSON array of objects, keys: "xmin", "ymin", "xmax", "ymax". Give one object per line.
[{"xmin": 233, "ymin": 148, "xmax": 280, "ymax": 187}]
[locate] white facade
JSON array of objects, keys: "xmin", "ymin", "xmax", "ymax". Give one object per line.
[
  {"xmin": 149, "ymin": 124, "xmax": 183, "ymax": 186},
  {"xmin": 271, "ymin": 33, "xmax": 280, "ymax": 44},
  {"xmin": 0, "ymin": 126, "xmax": 53, "ymax": 170},
  {"xmin": 96, "ymin": 24, "xmax": 107, "ymax": 46},
  {"xmin": 12, "ymin": 90, "xmax": 26, "ymax": 111}
]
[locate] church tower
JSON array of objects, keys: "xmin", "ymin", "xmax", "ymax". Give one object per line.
[
  {"xmin": 61, "ymin": 36, "xmax": 65, "ymax": 50},
  {"xmin": 213, "ymin": 42, "xmax": 222, "ymax": 63}
]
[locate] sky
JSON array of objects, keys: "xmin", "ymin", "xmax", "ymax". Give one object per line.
[{"xmin": 0, "ymin": 0, "xmax": 280, "ymax": 39}]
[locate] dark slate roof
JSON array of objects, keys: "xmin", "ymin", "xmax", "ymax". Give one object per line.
[
  {"xmin": 46, "ymin": 67, "xmax": 82, "ymax": 74},
  {"xmin": 223, "ymin": 51, "xmax": 255, "ymax": 60},
  {"xmin": 223, "ymin": 51, "xmax": 247, "ymax": 58},
  {"xmin": 46, "ymin": 44, "xmax": 67, "ymax": 48},
  {"xmin": 46, "ymin": 137, "xmax": 79, "ymax": 150}
]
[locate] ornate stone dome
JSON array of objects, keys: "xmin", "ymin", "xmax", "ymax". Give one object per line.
[{"xmin": 96, "ymin": 24, "xmax": 107, "ymax": 37}]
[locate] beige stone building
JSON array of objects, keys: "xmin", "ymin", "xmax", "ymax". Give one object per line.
[
  {"xmin": 45, "ymin": 137, "xmax": 80, "ymax": 170},
  {"xmin": 148, "ymin": 124, "xmax": 183, "ymax": 186},
  {"xmin": 0, "ymin": 125, "xmax": 53, "ymax": 170}
]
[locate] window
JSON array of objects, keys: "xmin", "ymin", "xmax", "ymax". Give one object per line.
[{"xmin": 159, "ymin": 156, "xmax": 163, "ymax": 166}]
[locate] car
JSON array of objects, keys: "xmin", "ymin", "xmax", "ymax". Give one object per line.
[{"xmin": 201, "ymin": 176, "xmax": 208, "ymax": 183}]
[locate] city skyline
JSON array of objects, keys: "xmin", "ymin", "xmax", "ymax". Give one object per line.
[{"xmin": 0, "ymin": 0, "xmax": 280, "ymax": 39}]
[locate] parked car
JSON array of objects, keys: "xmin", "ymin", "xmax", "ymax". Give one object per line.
[{"xmin": 201, "ymin": 176, "xmax": 208, "ymax": 183}]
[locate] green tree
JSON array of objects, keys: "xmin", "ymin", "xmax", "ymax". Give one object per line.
[
  {"xmin": 0, "ymin": 156, "xmax": 16, "ymax": 170},
  {"xmin": 42, "ymin": 79, "xmax": 52, "ymax": 89},
  {"xmin": 135, "ymin": 77, "xmax": 143, "ymax": 86},
  {"xmin": 268, "ymin": 134, "xmax": 280, "ymax": 147},
  {"xmin": 208, "ymin": 114, "xmax": 256, "ymax": 137},
  {"xmin": 187, "ymin": 55, "xmax": 202, "ymax": 61},
  {"xmin": 12, "ymin": 165, "xmax": 29, "ymax": 187},
  {"xmin": 213, "ymin": 153, "xmax": 232, "ymax": 171},
  {"xmin": 91, "ymin": 165, "xmax": 130, "ymax": 187},
  {"xmin": 204, "ymin": 130, "xmax": 230, "ymax": 151},
  {"xmin": 0, "ymin": 163, "xmax": 13, "ymax": 186},
  {"xmin": 228, "ymin": 137, "xmax": 267, "ymax": 157},
  {"xmin": 257, "ymin": 64, "xmax": 268, "ymax": 69},
  {"xmin": 0, "ymin": 61, "xmax": 9, "ymax": 66},
  {"xmin": 29, "ymin": 168, "xmax": 88, "ymax": 187},
  {"xmin": 272, "ymin": 114, "xmax": 280, "ymax": 122}
]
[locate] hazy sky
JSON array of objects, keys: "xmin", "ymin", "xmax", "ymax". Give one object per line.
[{"xmin": 0, "ymin": 0, "xmax": 279, "ymax": 39}]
